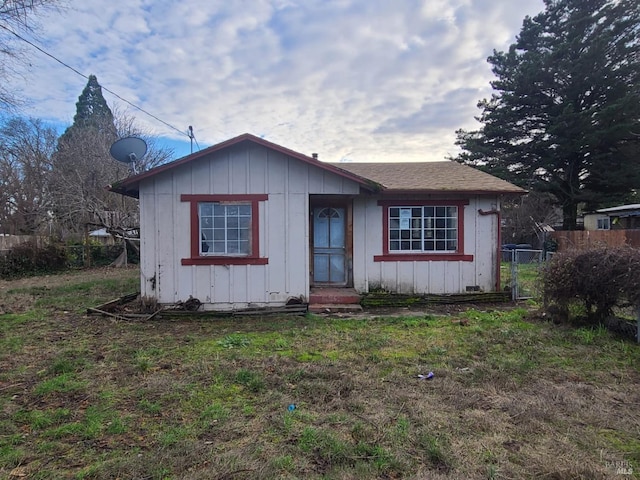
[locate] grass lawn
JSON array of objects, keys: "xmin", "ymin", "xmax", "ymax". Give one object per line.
[{"xmin": 1, "ymin": 267, "xmax": 639, "ymax": 479}]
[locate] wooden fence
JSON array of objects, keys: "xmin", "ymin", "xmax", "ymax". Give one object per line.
[
  {"xmin": 549, "ymin": 230, "xmax": 640, "ymax": 252},
  {"xmin": 0, "ymin": 235, "xmax": 49, "ymax": 251}
]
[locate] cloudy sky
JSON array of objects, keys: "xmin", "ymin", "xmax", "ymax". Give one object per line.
[{"xmin": 8, "ymin": 0, "xmax": 544, "ymax": 162}]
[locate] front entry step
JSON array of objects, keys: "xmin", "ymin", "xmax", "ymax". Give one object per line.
[
  {"xmin": 308, "ymin": 288, "xmax": 361, "ymax": 314},
  {"xmin": 308, "ymin": 303, "xmax": 363, "ymax": 314},
  {"xmin": 309, "ymin": 287, "xmax": 361, "ymax": 305}
]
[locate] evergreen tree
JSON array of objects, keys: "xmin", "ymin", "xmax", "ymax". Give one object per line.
[
  {"xmin": 50, "ymin": 75, "xmax": 128, "ymax": 234},
  {"xmin": 454, "ymin": 0, "xmax": 640, "ymax": 230},
  {"xmin": 72, "ymin": 74, "xmax": 114, "ymax": 127},
  {"xmin": 59, "ymin": 74, "xmax": 117, "ymax": 145}
]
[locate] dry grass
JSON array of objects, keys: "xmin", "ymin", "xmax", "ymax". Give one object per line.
[{"xmin": 0, "ymin": 268, "xmax": 639, "ymax": 479}]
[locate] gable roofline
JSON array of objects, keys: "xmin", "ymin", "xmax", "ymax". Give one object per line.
[{"xmin": 108, "ymin": 133, "xmax": 382, "ymax": 198}]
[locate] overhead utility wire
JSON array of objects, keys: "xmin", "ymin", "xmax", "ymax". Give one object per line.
[{"xmin": 0, "ymin": 24, "xmax": 190, "ymax": 139}]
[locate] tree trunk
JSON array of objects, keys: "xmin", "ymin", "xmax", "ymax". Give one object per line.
[{"xmin": 562, "ymin": 203, "xmax": 578, "ymax": 230}]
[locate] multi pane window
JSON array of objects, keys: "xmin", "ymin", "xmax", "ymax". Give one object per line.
[
  {"xmin": 389, "ymin": 206, "xmax": 458, "ymax": 252},
  {"xmin": 199, "ymin": 203, "xmax": 251, "ymax": 255},
  {"xmin": 596, "ymin": 218, "xmax": 610, "ymax": 230}
]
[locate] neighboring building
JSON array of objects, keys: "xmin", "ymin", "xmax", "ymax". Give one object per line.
[
  {"xmin": 109, "ymin": 134, "xmax": 524, "ymax": 310},
  {"xmin": 583, "ymin": 204, "xmax": 640, "ymax": 231},
  {"xmin": 89, "ymin": 228, "xmax": 115, "ymax": 245}
]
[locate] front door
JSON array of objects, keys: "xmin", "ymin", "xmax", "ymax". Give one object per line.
[{"xmin": 312, "ymin": 207, "xmax": 346, "ymax": 285}]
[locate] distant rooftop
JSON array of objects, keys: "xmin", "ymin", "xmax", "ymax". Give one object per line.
[{"xmin": 596, "ymin": 204, "xmax": 640, "ymax": 214}]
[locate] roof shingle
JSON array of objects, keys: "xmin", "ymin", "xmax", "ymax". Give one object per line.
[{"xmin": 331, "ymin": 161, "xmax": 525, "ymax": 194}]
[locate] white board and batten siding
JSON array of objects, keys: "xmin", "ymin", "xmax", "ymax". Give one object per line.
[
  {"xmin": 352, "ymin": 196, "xmax": 500, "ymax": 294},
  {"xmin": 138, "ymin": 143, "xmax": 360, "ymax": 310}
]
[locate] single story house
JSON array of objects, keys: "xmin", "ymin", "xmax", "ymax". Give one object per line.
[
  {"xmin": 583, "ymin": 204, "xmax": 640, "ymax": 231},
  {"xmin": 109, "ymin": 133, "xmax": 524, "ymax": 310}
]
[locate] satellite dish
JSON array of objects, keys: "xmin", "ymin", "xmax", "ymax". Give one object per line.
[{"xmin": 110, "ymin": 137, "xmax": 147, "ymax": 164}]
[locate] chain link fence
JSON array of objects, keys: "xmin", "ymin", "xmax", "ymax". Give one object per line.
[
  {"xmin": 64, "ymin": 244, "xmax": 138, "ymax": 268},
  {"xmin": 501, "ymin": 248, "xmax": 547, "ymax": 300}
]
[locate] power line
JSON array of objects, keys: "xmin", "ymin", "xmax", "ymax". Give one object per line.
[{"xmin": 0, "ymin": 24, "xmax": 190, "ymax": 139}]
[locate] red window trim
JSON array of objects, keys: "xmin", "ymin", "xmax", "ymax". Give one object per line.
[
  {"xmin": 180, "ymin": 194, "xmax": 269, "ymax": 266},
  {"xmin": 374, "ymin": 199, "xmax": 473, "ymax": 262}
]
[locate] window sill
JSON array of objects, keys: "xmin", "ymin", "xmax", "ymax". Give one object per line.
[
  {"xmin": 374, "ymin": 254, "xmax": 474, "ymax": 262},
  {"xmin": 181, "ymin": 257, "xmax": 269, "ymax": 266}
]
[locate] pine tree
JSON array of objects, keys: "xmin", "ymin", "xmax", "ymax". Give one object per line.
[
  {"xmin": 50, "ymin": 75, "xmax": 128, "ymax": 235},
  {"xmin": 72, "ymin": 74, "xmax": 114, "ymax": 127},
  {"xmin": 59, "ymin": 74, "xmax": 117, "ymax": 145},
  {"xmin": 454, "ymin": 0, "xmax": 640, "ymax": 230}
]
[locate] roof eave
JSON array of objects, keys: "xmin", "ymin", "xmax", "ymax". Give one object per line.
[
  {"xmin": 378, "ymin": 188, "xmax": 527, "ymax": 196},
  {"xmin": 107, "ymin": 182, "xmax": 140, "ymax": 199}
]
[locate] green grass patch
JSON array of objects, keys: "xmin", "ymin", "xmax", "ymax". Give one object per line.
[
  {"xmin": 7, "ymin": 274, "xmax": 139, "ymax": 313},
  {"xmin": 1, "ymin": 268, "xmax": 639, "ymax": 479},
  {"xmin": 34, "ymin": 373, "xmax": 87, "ymax": 396}
]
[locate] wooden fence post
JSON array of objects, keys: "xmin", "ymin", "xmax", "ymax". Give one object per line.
[{"xmin": 84, "ymin": 224, "xmax": 91, "ymax": 268}]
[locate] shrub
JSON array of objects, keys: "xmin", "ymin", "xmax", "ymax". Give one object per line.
[
  {"xmin": 0, "ymin": 242, "xmax": 68, "ymax": 279},
  {"xmin": 542, "ymin": 245, "xmax": 640, "ymax": 323}
]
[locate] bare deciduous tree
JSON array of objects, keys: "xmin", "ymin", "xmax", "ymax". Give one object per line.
[
  {"xmin": 0, "ymin": 116, "xmax": 56, "ymax": 234},
  {"xmin": 0, "ymin": 0, "xmax": 62, "ymax": 110},
  {"xmin": 50, "ymin": 114, "xmax": 134, "ymax": 234},
  {"xmin": 501, "ymin": 191, "xmax": 562, "ymax": 247},
  {"xmin": 112, "ymin": 106, "xmax": 174, "ymax": 172},
  {"xmin": 49, "ymin": 77, "xmax": 175, "ymax": 236}
]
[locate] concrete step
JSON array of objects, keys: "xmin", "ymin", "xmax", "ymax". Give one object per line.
[
  {"xmin": 309, "ymin": 288, "xmax": 361, "ymax": 305},
  {"xmin": 308, "ymin": 303, "xmax": 363, "ymax": 314}
]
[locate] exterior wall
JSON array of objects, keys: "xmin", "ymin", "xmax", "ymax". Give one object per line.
[
  {"xmin": 583, "ymin": 213, "xmax": 609, "ymax": 231},
  {"xmin": 138, "ymin": 143, "xmax": 360, "ymax": 310},
  {"xmin": 352, "ymin": 196, "xmax": 500, "ymax": 294}
]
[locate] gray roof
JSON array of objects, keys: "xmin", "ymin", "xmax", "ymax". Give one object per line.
[{"xmin": 596, "ymin": 204, "xmax": 640, "ymax": 214}]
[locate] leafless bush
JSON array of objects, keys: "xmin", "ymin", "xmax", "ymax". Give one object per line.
[{"xmin": 542, "ymin": 245, "xmax": 640, "ymax": 323}]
